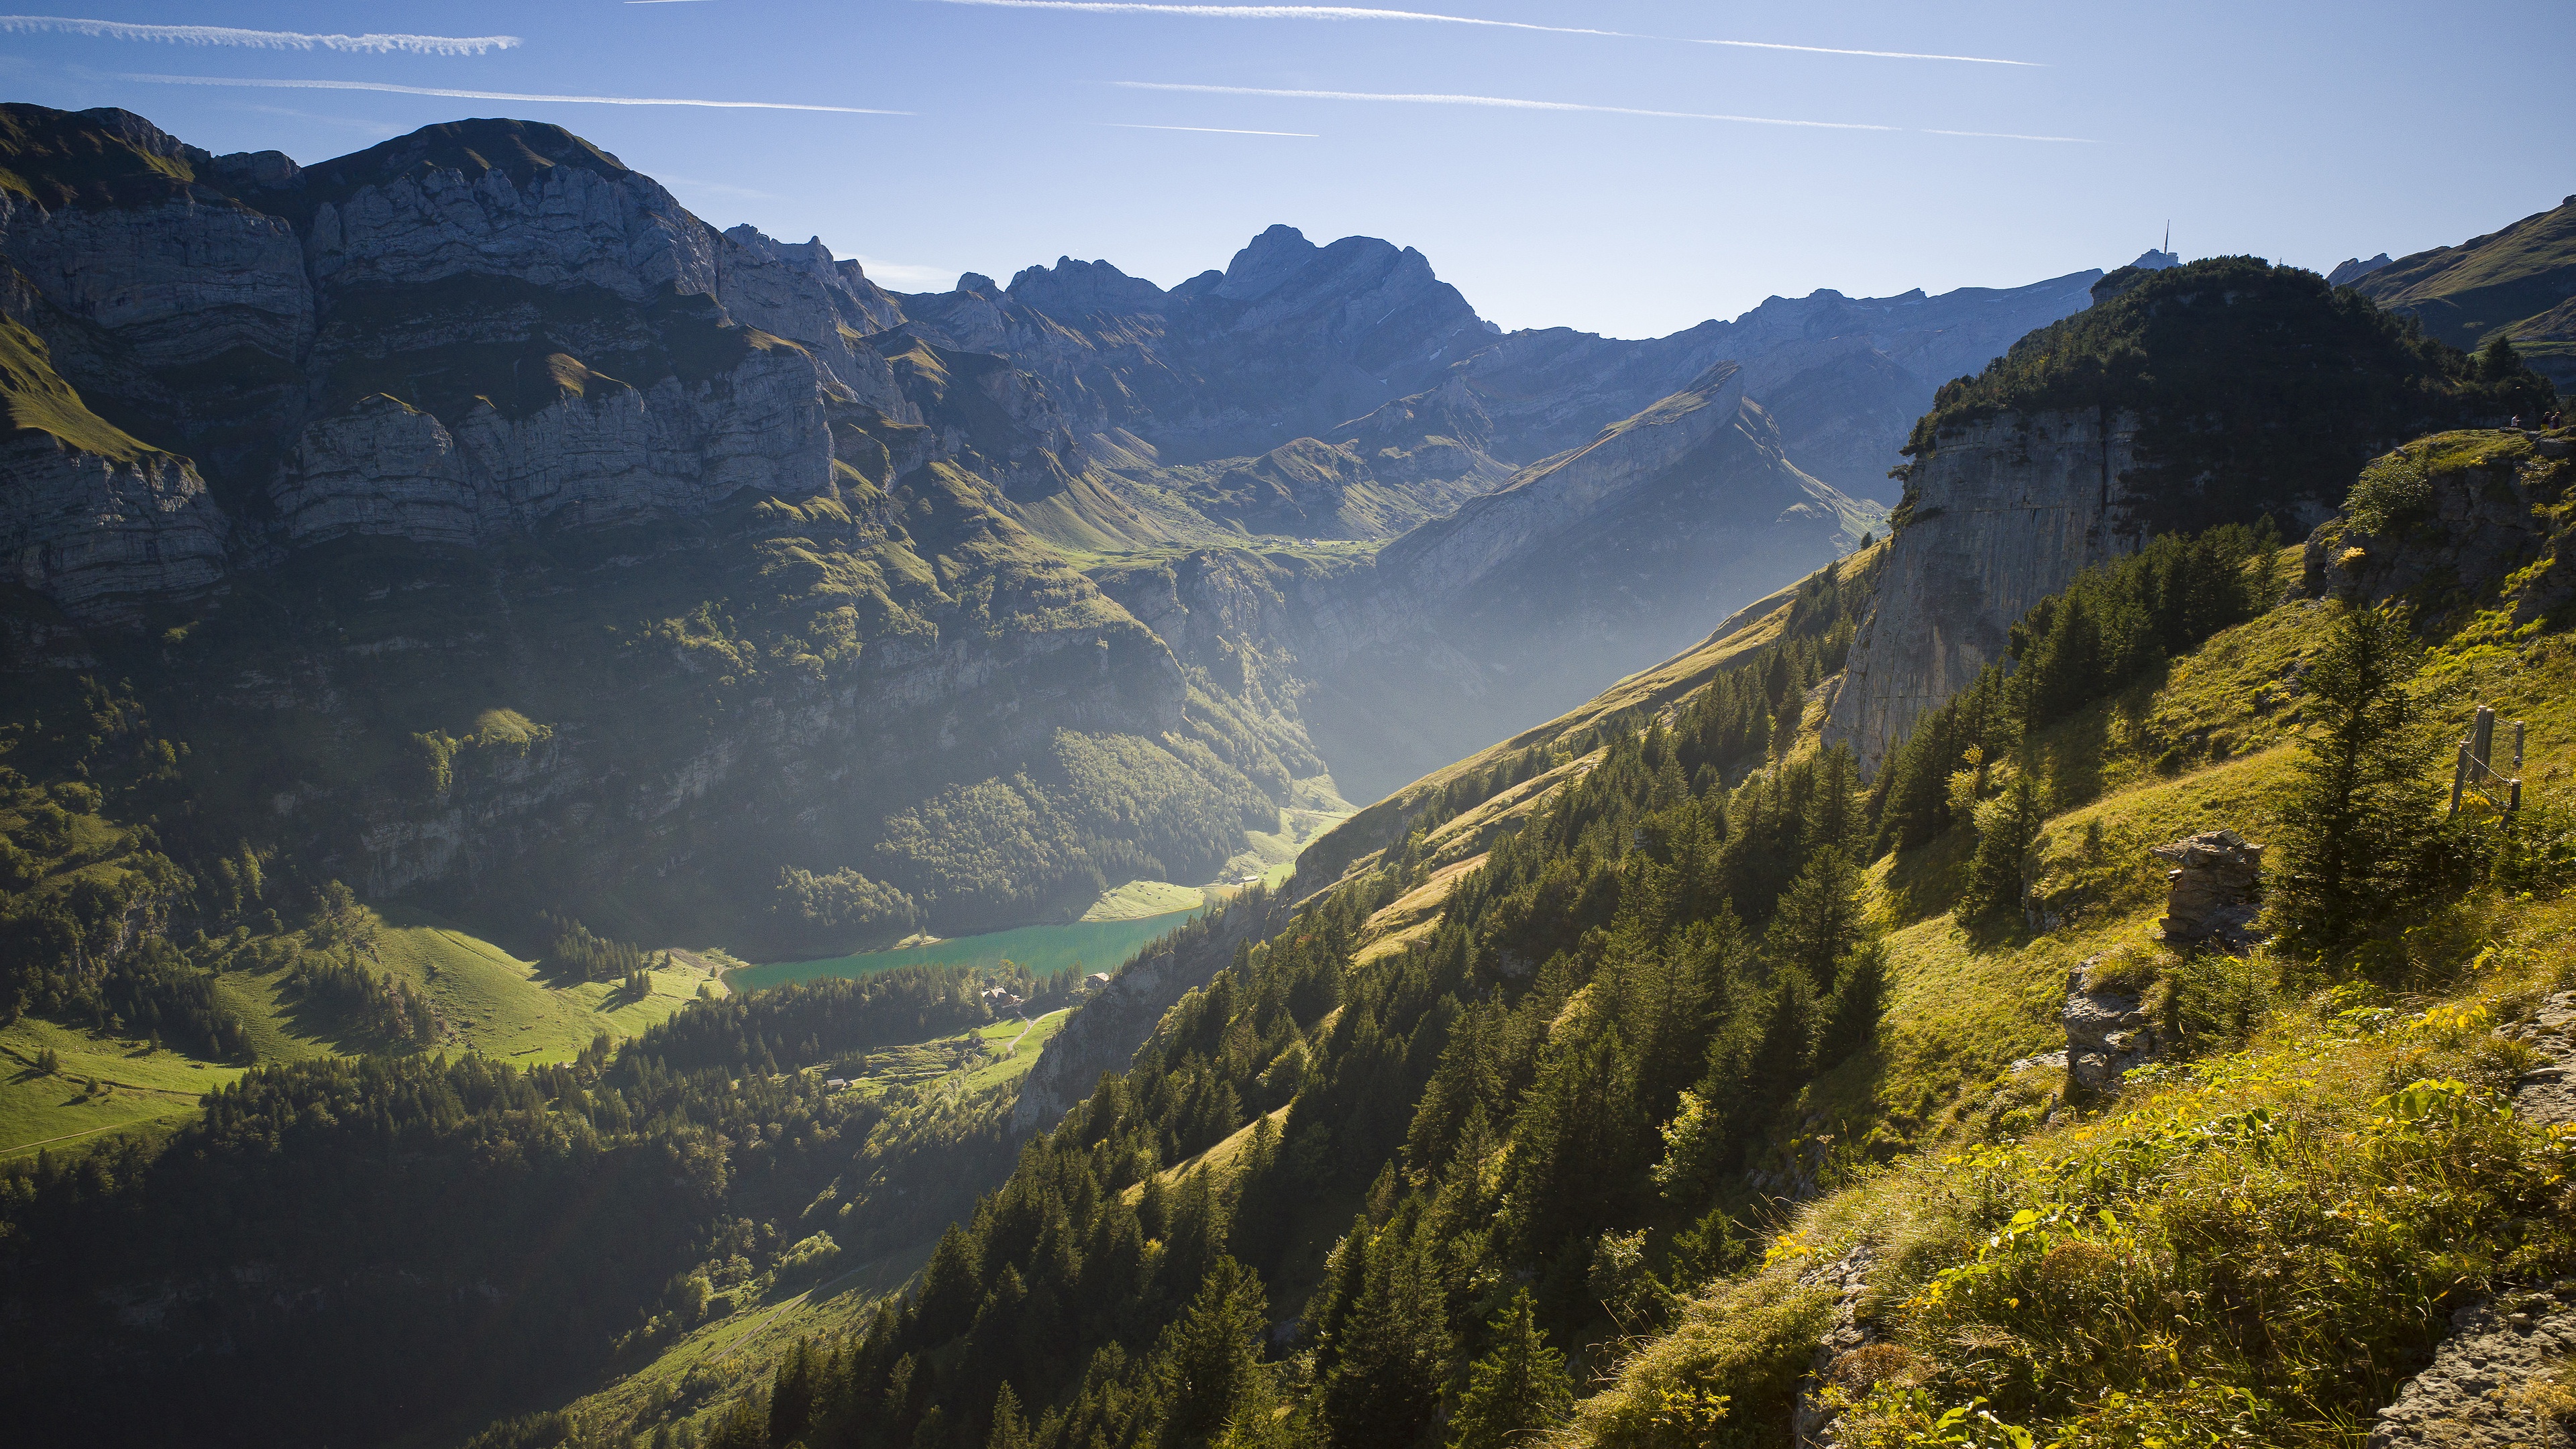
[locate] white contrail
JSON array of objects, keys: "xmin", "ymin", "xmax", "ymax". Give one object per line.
[
  {"xmin": 1103, "ymin": 121, "xmax": 1318, "ymax": 136},
  {"xmin": 933, "ymin": 1, "xmax": 2037, "ymax": 65},
  {"xmin": 1921, "ymin": 128, "xmax": 2094, "ymax": 143},
  {"xmin": 0, "ymin": 15, "xmax": 517, "ymax": 55},
  {"xmin": 111, "ymin": 73, "xmax": 907, "ymax": 114},
  {"xmin": 1111, "ymin": 82, "xmax": 1897, "ymax": 130}
]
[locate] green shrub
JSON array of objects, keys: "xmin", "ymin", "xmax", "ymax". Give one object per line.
[{"xmin": 2347, "ymin": 450, "xmax": 2435, "ymax": 535}]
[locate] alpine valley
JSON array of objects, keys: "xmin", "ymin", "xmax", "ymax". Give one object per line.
[{"xmin": 7, "ymin": 99, "xmax": 2576, "ymax": 1449}]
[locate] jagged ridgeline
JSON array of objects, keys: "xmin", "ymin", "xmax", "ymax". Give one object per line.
[
  {"xmin": 0, "ymin": 102, "xmax": 1299, "ymax": 954},
  {"xmin": 0, "ymin": 99, "xmax": 1955, "ymax": 957}
]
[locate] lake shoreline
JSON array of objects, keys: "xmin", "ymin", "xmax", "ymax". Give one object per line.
[{"xmin": 722, "ymin": 902, "xmax": 1217, "ymax": 995}]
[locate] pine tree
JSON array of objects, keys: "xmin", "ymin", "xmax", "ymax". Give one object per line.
[
  {"xmin": 915, "ymin": 1225, "xmax": 984, "ymax": 1342},
  {"xmin": 1318, "ymin": 1226, "xmax": 1452, "ymax": 1449},
  {"xmin": 1819, "ymin": 941, "xmax": 1890, "ymax": 1065},
  {"xmin": 1959, "ymin": 773, "xmax": 2045, "ymax": 926},
  {"xmin": 987, "ymin": 1384, "xmax": 1032, "ymax": 1449},
  {"xmin": 1765, "ymin": 847, "xmax": 1864, "ymax": 989},
  {"xmin": 1446, "ymin": 1289, "xmax": 1573, "ymax": 1449},
  {"xmin": 2480, "ymin": 332, "xmax": 2524, "ymax": 383},
  {"xmin": 1155, "ymin": 1255, "xmax": 1269, "ymax": 1447},
  {"xmin": 1739, "ymin": 972, "xmax": 1816, "ymax": 1113},
  {"xmin": 2272, "ymin": 603, "xmax": 2438, "ymax": 959},
  {"xmin": 1805, "ymin": 745, "xmax": 1862, "ymax": 857}
]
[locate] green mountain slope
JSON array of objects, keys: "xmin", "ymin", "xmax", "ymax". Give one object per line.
[
  {"xmin": 696, "ymin": 419, "xmax": 2574, "ymax": 1449},
  {"xmin": 2354, "ymin": 195, "xmax": 2576, "ymax": 387}
]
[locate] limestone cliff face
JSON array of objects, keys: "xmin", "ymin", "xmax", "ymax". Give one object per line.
[
  {"xmin": 1823, "ymin": 409, "xmax": 2147, "ymax": 776},
  {"xmin": 1, "ymin": 107, "xmax": 1271, "ymax": 944},
  {"xmin": 0, "ymin": 190, "xmax": 311, "ymax": 377},
  {"xmin": 292, "ymin": 122, "xmax": 907, "ymax": 413},
  {"xmin": 275, "ymin": 341, "xmax": 841, "ymax": 545},
  {"xmin": 1, "ymin": 430, "xmax": 227, "ymax": 621}
]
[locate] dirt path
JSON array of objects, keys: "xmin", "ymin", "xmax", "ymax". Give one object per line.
[
  {"xmin": 1004, "ymin": 1010, "xmax": 1053, "ymax": 1055},
  {"xmin": 2369, "ymin": 991, "xmax": 2576, "ymax": 1447},
  {"xmin": 0, "ymin": 1120, "xmax": 156, "ymax": 1158}
]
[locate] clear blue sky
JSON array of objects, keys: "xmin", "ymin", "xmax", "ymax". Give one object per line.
[{"xmin": 4, "ymin": 1, "xmax": 2569, "ymax": 337}]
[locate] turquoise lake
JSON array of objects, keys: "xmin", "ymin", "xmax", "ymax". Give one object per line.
[{"xmin": 728, "ymin": 906, "xmax": 1211, "ymax": 993}]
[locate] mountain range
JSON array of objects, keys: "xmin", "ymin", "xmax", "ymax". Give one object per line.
[
  {"xmin": 5, "ymin": 93, "xmax": 2574, "ymax": 1449},
  {"xmin": 0, "ymin": 103, "xmax": 2110, "ymax": 947}
]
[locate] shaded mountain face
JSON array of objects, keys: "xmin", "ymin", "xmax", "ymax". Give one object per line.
[
  {"xmin": 0, "ymin": 103, "xmax": 2088, "ymax": 951},
  {"xmin": 1295, "ymin": 365, "xmax": 1874, "ymax": 800},
  {"xmin": 0, "ymin": 106, "xmax": 1282, "ymax": 949},
  {"xmin": 2351, "ymin": 194, "xmax": 2576, "ymax": 390}
]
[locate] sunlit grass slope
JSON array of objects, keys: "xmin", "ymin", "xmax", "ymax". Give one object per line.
[{"xmin": 1568, "ymin": 507, "xmax": 2576, "ymax": 1446}]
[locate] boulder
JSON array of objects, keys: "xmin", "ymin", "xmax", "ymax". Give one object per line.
[
  {"xmin": 2155, "ymin": 828, "xmax": 2263, "ymax": 946},
  {"xmin": 2063, "ymin": 964, "xmax": 2163, "ymax": 1092}
]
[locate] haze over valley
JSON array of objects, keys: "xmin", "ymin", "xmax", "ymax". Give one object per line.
[{"xmin": 4, "ymin": 6, "xmax": 2574, "ymax": 1446}]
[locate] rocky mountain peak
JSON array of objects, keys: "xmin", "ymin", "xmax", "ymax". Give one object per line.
[
  {"xmin": 721, "ymin": 223, "xmax": 903, "ymax": 329},
  {"xmin": 2328, "ymin": 252, "xmax": 2394, "ymax": 286},
  {"xmin": 0, "ymin": 102, "xmax": 213, "ymax": 208},
  {"xmin": 207, "ymin": 148, "xmax": 301, "ymax": 191},
  {"xmin": 1213, "ymin": 222, "xmax": 1318, "ymax": 301},
  {"xmin": 1006, "ymin": 255, "xmax": 1167, "ymax": 316},
  {"xmin": 299, "ymin": 117, "xmax": 633, "ymax": 203}
]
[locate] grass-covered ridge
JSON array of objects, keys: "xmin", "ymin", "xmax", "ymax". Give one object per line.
[
  {"xmin": 2353, "ymin": 194, "xmax": 2576, "ymax": 366},
  {"xmin": 0, "ymin": 313, "xmax": 158, "ymax": 462},
  {"xmin": 0, "ymin": 102, "xmax": 203, "ymax": 209}
]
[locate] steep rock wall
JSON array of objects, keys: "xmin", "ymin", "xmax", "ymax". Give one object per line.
[
  {"xmin": 1, "ymin": 431, "xmax": 227, "ymax": 621},
  {"xmin": 1823, "ymin": 409, "xmax": 2145, "ymax": 776},
  {"xmin": 275, "ymin": 343, "xmax": 842, "ymax": 545}
]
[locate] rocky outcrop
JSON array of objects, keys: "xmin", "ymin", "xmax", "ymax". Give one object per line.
[
  {"xmin": 2062, "ymin": 964, "xmax": 2163, "ymax": 1093},
  {"xmin": 2369, "ymin": 991, "xmax": 2576, "ymax": 1447},
  {"xmin": 1823, "ymin": 408, "xmax": 2148, "ymax": 777},
  {"xmin": 270, "ymin": 395, "xmax": 480, "ymax": 543},
  {"xmin": 275, "ymin": 346, "xmax": 843, "ymax": 545},
  {"xmin": 0, "ymin": 190, "xmax": 311, "ymax": 380},
  {"xmin": 2316, "ymin": 429, "xmax": 2576, "ymax": 626},
  {"xmin": 1792, "ymin": 1244, "xmax": 1884, "ymax": 1449},
  {"xmin": 1, "ymin": 430, "xmax": 226, "ymax": 622},
  {"xmin": 721, "ymin": 225, "xmax": 906, "ymax": 335},
  {"xmin": 2155, "ymin": 829, "xmax": 2264, "ymax": 946}
]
